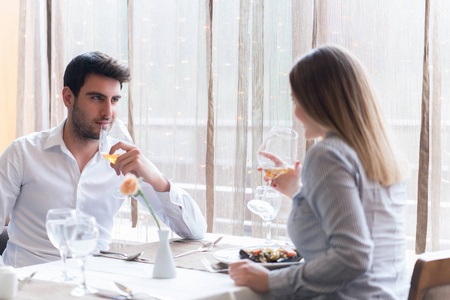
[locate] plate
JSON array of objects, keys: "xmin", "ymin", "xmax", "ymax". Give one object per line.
[{"xmin": 212, "ymin": 246, "xmax": 303, "ymax": 269}]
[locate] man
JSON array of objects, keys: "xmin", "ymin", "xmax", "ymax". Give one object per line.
[{"xmin": 0, "ymin": 52, "xmax": 207, "ymax": 267}]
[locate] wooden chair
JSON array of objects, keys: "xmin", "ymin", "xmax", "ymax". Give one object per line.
[
  {"xmin": 408, "ymin": 251, "xmax": 450, "ymax": 300},
  {"xmin": 0, "ymin": 226, "xmax": 8, "ymax": 255}
]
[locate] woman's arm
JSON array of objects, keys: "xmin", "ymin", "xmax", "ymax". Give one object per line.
[{"xmin": 268, "ymin": 143, "xmax": 374, "ymax": 298}]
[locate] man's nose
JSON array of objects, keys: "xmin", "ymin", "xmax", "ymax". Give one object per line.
[{"xmin": 102, "ymin": 101, "xmax": 113, "ymax": 117}]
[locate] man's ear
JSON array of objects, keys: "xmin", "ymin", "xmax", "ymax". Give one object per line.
[{"xmin": 62, "ymin": 87, "xmax": 75, "ymax": 108}]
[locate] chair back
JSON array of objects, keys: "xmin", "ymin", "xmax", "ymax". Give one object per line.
[
  {"xmin": 0, "ymin": 227, "xmax": 8, "ymax": 255},
  {"xmin": 408, "ymin": 251, "xmax": 450, "ymax": 300}
]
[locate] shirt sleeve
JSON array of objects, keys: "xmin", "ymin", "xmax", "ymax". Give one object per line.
[
  {"xmin": 268, "ymin": 143, "xmax": 374, "ymax": 298},
  {"xmin": 139, "ymin": 180, "xmax": 207, "ymax": 240},
  {"xmin": 0, "ymin": 142, "xmax": 23, "ymax": 263}
]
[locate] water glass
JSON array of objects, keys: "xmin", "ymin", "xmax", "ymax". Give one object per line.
[
  {"xmin": 64, "ymin": 214, "xmax": 99, "ymax": 296},
  {"xmin": 45, "ymin": 208, "xmax": 77, "ymax": 281}
]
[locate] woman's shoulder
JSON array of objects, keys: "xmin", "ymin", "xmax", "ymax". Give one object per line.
[
  {"xmin": 308, "ymin": 133, "xmax": 357, "ymax": 161},
  {"xmin": 304, "ymin": 133, "xmax": 362, "ymax": 174}
]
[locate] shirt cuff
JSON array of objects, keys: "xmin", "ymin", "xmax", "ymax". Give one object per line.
[{"xmin": 153, "ymin": 177, "xmax": 184, "ymax": 207}]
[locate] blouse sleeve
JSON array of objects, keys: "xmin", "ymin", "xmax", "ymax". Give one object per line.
[{"xmin": 268, "ymin": 143, "xmax": 374, "ymax": 298}]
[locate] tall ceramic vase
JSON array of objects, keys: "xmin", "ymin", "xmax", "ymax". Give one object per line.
[{"xmin": 153, "ymin": 228, "xmax": 176, "ymax": 278}]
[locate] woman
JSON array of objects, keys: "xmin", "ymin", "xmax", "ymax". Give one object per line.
[{"xmin": 229, "ymin": 45, "xmax": 409, "ymax": 299}]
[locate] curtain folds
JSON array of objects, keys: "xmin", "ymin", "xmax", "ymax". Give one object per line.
[
  {"xmin": 231, "ymin": 0, "xmax": 250, "ymax": 236},
  {"xmin": 16, "ymin": 0, "xmax": 49, "ymax": 137},
  {"xmin": 8, "ymin": 0, "xmax": 449, "ymax": 253},
  {"xmin": 205, "ymin": 0, "xmax": 215, "ymax": 233},
  {"xmin": 127, "ymin": 0, "xmax": 138, "ymax": 228},
  {"xmin": 251, "ymin": 0, "xmax": 264, "ymax": 237}
]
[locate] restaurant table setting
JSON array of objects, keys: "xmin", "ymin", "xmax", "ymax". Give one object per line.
[{"xmin": 14, "ymin": 234, "xmax": 293, "ymax": 300}]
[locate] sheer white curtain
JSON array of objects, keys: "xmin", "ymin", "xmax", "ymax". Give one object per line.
[
  {"xmin": 16, "ymin": 0, "xmax": 49, "ymax": 136},
  {"xmin": 0, "ymin": 0, "xmax": 19, "ymax": 153},
  {"xmin": 9, "ymin": 0, "xmax": 450, "ymax": 254}
]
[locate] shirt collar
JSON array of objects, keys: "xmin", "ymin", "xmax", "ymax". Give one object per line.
[{"xmin": 43, "ymin": 119, "xmax": 67, "ymax": 151}]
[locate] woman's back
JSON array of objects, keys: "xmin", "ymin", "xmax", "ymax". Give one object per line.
[{"xmin": 280, "ymin": 133, "xmax": 409, "ymax": 299}]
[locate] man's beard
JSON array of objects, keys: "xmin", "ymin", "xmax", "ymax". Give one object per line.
[{"xmin": 71, "ymin": 98, "xmax": 109, "ymax": 141}]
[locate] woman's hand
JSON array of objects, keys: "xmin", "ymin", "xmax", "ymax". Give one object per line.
[
  {"xmin": 229, "ymin": 260, "xmax": 270, "ymax": 293},
  {"xmin": 109, "ymin": 142, "xmax": 170, "ymax": 192},
  {"xmin": 258, "ymin": 151, "xmax": 302, "ymax": 198},
  {"xmin": 259, "ymin": 159, "xmax": 302, "ymax": 198}
]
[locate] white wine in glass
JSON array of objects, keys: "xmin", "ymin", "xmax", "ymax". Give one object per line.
[
  {"xmin": 257, "ymin": 126, "xmax": 298, "ymax": 182},
  {"xmin": 46, "ymin": 208, "xmax": 77, "ymax": 281},
  {"xmin": 64, "ymin": 214, "xmax": 99, "ymax": 297},
  {"xmin": 99, "ymin": 119, "xmax": 134, "ymax": 199},
  {"xmin": 99, "ymin": 119, "xmax": 134, "ymax": 165},
  {"xmin": 247, "ymin": 186, "xmax": 282, "ymax": 245}
]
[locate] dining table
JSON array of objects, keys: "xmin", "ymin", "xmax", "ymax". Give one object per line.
[{"xmin": 14, "ymin": 233, "xmax": 291, "ymax": 300}]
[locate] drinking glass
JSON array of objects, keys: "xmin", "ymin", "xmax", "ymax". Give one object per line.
[
  {"xmin": 247, "ymin": 186, "xmax": 282, "ymax": 245},
  {"xmin": 99, "ymin": 119, "xmax": 134, "ymax": 199},
  {"xmin": 45, "ymin": 208, "xmax": 77, "ymax": 281},
  {"xmin": 257, "ymin": 126, "xmax": 298, "ymax": 185},
  {"xmin": 99, "ymin": 119, "xmax": 134, "ymax": 165},
  {"xmin": 64, "ymin": 214, "xmax": 99, "ymax": 297}
]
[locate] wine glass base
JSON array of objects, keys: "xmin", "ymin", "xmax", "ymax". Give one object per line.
[
  {"xmin": 52, "ymin": 273, "xmax": 75, "ymax": 282},
  {"xmin": 70, "ymin": 285, "xmax": 98, "ymax": 297}
]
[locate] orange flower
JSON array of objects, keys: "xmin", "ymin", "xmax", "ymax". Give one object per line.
[
  {"xmin": 120, "ymin": 174, "xmax": 140, "ymax": 196},
  {"xmin": 120, "ymin": 174, "xmax": 160, "ymax": 229}
]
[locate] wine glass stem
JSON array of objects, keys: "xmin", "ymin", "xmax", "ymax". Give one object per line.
[
  {"xmin": 264, "ymin": 220, "xmax": 272, "ymax": 244},
  {"xmin": 60, "ymin": 249, "xmax": 68, "ymax": 279},
  {"xmin": 79, "ymin": 258, "xmax": 87, "ymax": 291}
]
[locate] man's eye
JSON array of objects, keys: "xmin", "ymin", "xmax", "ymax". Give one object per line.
[
  {"xmin": 92, "ymin": 96, "xmax": 101, "ymax": 100},
  {"xmin": 112, "ymin": 98, "xmax": 120, "ymax": 103}
]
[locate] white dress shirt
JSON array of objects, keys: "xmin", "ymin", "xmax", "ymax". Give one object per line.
[{"xmin": 0, "ymin": 120, "xmax": 207, "ymax": 267}]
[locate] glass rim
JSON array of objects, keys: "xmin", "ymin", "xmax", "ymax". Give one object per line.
[{"xmin": 268, "ymin": 126, "xmax": 298, "ymax": 140}]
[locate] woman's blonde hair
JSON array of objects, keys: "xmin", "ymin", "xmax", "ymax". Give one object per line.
[{"xmin": 290, "ymin": 45, "xmax": 407, "ymax": 186}]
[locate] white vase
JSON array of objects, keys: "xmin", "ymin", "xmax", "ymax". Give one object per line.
[{"xmin": 152, "ymin": 228, "xmax": 177, "ymax": 278}]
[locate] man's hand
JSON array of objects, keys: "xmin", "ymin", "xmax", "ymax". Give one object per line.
[
  {"xmin": 109, "ymin": 142, "xmax": 170, "ymax": 192},
  {"xmin": 229, "ymin": 260, "xmax": 270, "ymax": 293}
]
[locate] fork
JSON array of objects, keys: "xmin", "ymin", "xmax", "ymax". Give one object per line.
[
  {"xmin": 173, "ymin": 242, "xmax": 214, "ymax": 258},
  {"xmin": 200, "ymin": 236, "xmax": 223, "ymax": 246}
]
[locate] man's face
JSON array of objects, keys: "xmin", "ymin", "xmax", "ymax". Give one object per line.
[{"xmin": 70, "ymin": 73, "xmax": 122, "ymax": 141}]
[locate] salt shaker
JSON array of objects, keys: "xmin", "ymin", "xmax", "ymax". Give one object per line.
[{"xmin": 0, "ymin": 266, "xmax": 18, "ymax": 299}]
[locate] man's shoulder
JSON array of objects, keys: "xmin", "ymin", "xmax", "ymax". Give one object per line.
[{"xmin": 12, "ymin": 127, "xmax": 56, "ymax": 149}]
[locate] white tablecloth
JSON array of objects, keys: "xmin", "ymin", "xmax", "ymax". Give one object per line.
[
  {"xmin": 15, "ymin": 234, "xmax": 278, "ymax": 300},
  {"xmin": 17, "ymin": 256, "xmax": 263, "ymax": 300}
]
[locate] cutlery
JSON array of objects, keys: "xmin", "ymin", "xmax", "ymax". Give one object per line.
[
  {"xmin": 99, "ymin": 250, "xmax": 144, "ymax": 261},
  {"xmin": 173, "ymin": 242, "xmax": 214, "ymax": 258},
  {"xmin": 95, "ymin": 291, "xmax": 131, "ymax": 300},
  {"xmin": 173, "ymin": 236, "xmax": 223, "ymax": 258},
  {"xmin": 18, "ymin": 271, "xmax": 37, "ymax": 289},
  {"xmin": 201, "ymin": 236, "xmax": 223, "ymax": 246},
  {"xmin": 201, "ymin": 259, "xmax": 229, "ymax": 273},
  {"xmin": 114, "ymin": 282, "xmax": 169, "ymax": 300}
]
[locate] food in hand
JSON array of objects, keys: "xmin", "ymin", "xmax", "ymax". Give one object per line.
[{"xmin": 239, "ymin": 247, "xmax": 301, "ymax": 263}]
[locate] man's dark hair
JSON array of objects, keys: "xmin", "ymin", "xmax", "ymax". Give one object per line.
[{"xmin": 63, "ymin": 51, "xmax": 131, "ymax": 97}]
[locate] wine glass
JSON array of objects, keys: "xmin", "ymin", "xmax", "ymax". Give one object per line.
[
  {"xmin": 247, "ymin": 186, "xmax": 282, "ymax": 245},
  {"xmin": 257, "ymin": 126, "xmax": 298, "ymax": 186},
  {"xmin": 99, "ymin": 119, "xmax": 134, "ymax": 165},
  {"xmin": 99, "ymin": 119, "xmax": 134, "ymax": 199},
  {"xmin": 64, "ymin": 214, "xmax": 99, "ymax": 297},
  {"xmin": 45, "ymin": 208, "xmax": 77, "ymax": 281}
]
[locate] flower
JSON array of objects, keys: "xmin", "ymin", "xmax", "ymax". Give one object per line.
[{"xmin": 120, "ymin": 174, "xmax": 161, "ymax": 230}]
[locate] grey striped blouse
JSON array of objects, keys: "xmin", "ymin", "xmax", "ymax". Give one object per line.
[{"xmin": 267, "ymin": 133, "xmax": 409, "ymax": 299}]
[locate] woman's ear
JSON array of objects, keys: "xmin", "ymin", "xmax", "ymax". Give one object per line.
[{"xmin": 62, "ymin": 87, "xmax": 74, "ymax": 108}]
